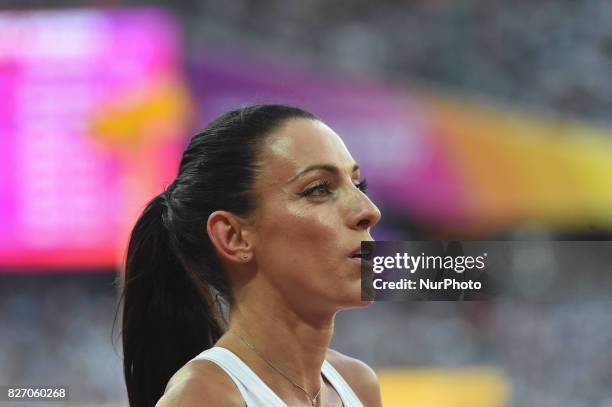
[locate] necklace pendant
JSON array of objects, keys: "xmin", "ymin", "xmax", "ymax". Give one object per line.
[{"xmin": 311, "ymin": 399, "xmax": 317, "ymax": 406}]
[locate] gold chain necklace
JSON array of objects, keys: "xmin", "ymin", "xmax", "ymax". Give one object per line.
[{"xmin": 229, "ymin": 330, "xmax": 323, "ymax": 406}]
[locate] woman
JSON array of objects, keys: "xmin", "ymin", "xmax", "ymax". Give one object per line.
[{"xmin": 120, "ymin": 104, "xmax": 383, "ymax": 406}]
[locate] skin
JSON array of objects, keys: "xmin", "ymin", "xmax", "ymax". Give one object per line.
[{"xmin": 157, "ymin": 118, "xmax": 382, "ymax": 406}]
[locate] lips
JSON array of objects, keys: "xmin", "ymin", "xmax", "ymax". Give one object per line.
[
  {"xmin": 349, "ymin": 248, "xmax": 364, "ymax": 259},
  {"xmin": 349, "ymin": 242, "xmax": 374, "ymax": 259}
]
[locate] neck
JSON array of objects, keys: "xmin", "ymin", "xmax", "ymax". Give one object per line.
[{"xmin": 217, "ymin": 288, "xmax": 336, "ymax": 400}]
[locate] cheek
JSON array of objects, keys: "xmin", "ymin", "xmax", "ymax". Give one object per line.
[
  {"xmin": 257, "ymin": 205, "xmax": 343, "ymax": 273},
  {"xmin": 255, "ymin": 203, "xmax": 363, "ymax": 306}
]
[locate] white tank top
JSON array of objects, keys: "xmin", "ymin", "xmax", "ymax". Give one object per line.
[{"xmin": 191, "ymin": 346, "xmax": 364, "ymax": 407}]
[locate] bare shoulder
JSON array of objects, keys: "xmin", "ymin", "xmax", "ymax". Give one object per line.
[
  {"xmin": 156, "ymin": 359, "xmax": 245, "ymax": 407},
  {"xmin": 326, "ymin": 349, "xmax": 382, "ymax": 407}
]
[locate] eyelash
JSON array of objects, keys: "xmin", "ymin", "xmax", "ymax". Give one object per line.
[
  {"xmin": 356, "ymin": 178, "xmax": 368, "ymax": 193},
  {"xmin": 298, "ymin": 178, "xmax": 369, "ymax": 197}
]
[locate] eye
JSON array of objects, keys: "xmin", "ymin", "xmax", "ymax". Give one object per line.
[
  {"xmin": 298, "ymin": 180, "xmax": 332, "ymax": 197},
  {"xmin": 354, "ymin": 178, "xmax": 368, "ymax": 194}
]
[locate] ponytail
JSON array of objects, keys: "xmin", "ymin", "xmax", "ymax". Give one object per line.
[
  {"xmin": 120, "ymin": 193, "xmax": 223, "ymax": 407},
  {"xmin": 116, "ymin": 104, "xmax": 318, "ymax": 406}
]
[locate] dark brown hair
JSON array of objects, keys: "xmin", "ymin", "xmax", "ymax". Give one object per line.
[{"xmin": 117, "ymin": 104, "xmax": 316, "ymax": 406}]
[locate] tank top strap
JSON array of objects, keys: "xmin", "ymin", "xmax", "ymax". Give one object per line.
[
  {"xmin": 191, "ymin": 346, "xmax": 364, "ymax": 407},
  {"xmin": 321, "ymin": 359, "xmax": 365, "ymax": 407},
  {"xmin": 193, "ymin": 347, "xmax": 286, "ymax": 406}
]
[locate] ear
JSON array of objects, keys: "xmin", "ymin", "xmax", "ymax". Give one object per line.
[{"xmin": 207, "ymin": 210, "xmax": 253, "ymax": 263}]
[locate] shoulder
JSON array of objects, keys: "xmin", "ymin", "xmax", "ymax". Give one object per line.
[
  {"xmin": 156, "ymin": 359, "xmax": 245, "ymax": 407},
  {"xmin": 326, "ymin": 348, "xmax": 382, "ymax": 407}
]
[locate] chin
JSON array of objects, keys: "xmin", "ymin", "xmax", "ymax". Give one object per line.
[{"xmin": 335, "ymin": 287, "xmax": 374, "ymax": 310}]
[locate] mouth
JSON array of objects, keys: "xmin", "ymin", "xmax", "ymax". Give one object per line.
[
  {"xmin": 349, "ymin": 243, "xmax": 374, "ymax": 260},
  {"xmin": 349, "ymin": 250, "xmax": 363, "ymax": 260}
]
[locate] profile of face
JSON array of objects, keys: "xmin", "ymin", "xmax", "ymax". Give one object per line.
[{"xmin": 244, "ymin": 118, "xmax": 382, "ymax": 315}]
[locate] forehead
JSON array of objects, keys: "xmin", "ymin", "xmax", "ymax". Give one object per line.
[{"xmin": 258, "ymin": 118, "xmax": 355, "ymax": 180}]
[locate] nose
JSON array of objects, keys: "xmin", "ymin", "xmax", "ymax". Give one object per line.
[{"xmin": 348, "ymin": 190, "xmax": 382, "ymax": 231}]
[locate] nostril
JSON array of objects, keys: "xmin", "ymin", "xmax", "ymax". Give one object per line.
[{"xmin": 356, "ymin": 218, "xmax": 370, "ymax": 229}]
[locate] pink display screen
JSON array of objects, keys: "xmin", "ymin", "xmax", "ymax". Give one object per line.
[{"xmin": 0, "ymin": 8, "xmax": 189, "ymax": 270}]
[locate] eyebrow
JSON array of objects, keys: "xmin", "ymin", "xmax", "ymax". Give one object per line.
[{"xmin": 287, "ymin": 163, "xmax": 360, "ymax": 184}]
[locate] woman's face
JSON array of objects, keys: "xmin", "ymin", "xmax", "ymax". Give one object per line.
[{"xmin": 248, "ymin": 118, "xmax": 381, "ymax": 313}]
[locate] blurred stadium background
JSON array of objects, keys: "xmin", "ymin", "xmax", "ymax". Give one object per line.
[{"xmin": 2, "ymin": 1, "xmax": 612, "ymax": 406}]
